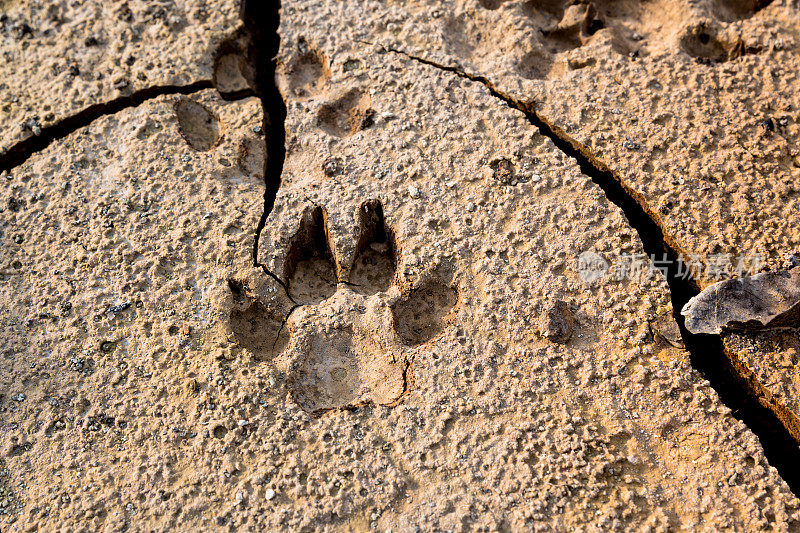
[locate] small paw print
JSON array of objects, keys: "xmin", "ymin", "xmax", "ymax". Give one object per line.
[{"xmin": 228, "ymin": 200, "xmax": 458, "ymax": 414}]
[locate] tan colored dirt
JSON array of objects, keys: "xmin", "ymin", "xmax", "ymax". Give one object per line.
[
  {"xmin": 3, "ymin": 0, "xmax": 800, "ymax": 531},
  {"xmin": 725, "ymin": 330, "xmax": 800, "ymax": 445},
  {"xmin": 0, "ymin": 0, "xmax": 240, "ymax": 153},
  {"xmin": 362, "ymin": 0, "xmax": 800, "ymax": 282}
]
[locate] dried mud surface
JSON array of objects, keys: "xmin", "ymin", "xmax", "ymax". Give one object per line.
[
  {"xmin": 0, "ymin": 0, "xmax": 240, "ymax": 154},
  {"xmin": 358, "ymin": 0, "xmax": 800, "ymax": 280},
  {"xmin": 3, "ymin": 0, "xmax": 800, "ymax": 530}
]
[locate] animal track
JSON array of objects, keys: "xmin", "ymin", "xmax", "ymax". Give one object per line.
[
  {"xmin": 350, "ymin": 200, "xmax": 398, "ymax": 294},
  {"xmin": 280, "ymin": 38, "xmax": 330, "ymax": 99},
  {"xmin": 517, "ymin": 0, "xmax": 646, "ymax": 79},
  {"xmin": 517, "ymin": 50, "xmax": 555, "ymax": 80},
  {"xmin": 710, "ymin": 0, "xmax": 773, "ymax": 22},
  {"xmin": 316, "ymin": 89, "xmax": 375, "ymax": 137},
  {"xmin": 174, "ymin": 99, "xmax": 220, "ymax": 151},
  {"xmin": 228, "ymin": 279, "xmax": 289, "ymax": 361},
  {"xmin": 284, "ymin": 205, "xmax": 338, "ymax": 305},
  {"xmin": 679, "ymin": 22, "xmax": 744, "ymax": 63},
  {"xmin": 236, "ymin": 199, "xmax": 457, "ymax": 414},
  {"xmin": 479, "ymin": 0, "xmax": 508, "ymax": 10},
  {"xmin": 392, "ymin": 279, "xmax": 459, "ymax": 346},
  {"xmin": 289, "ymin": 320, "xmax": 408, "ymax": 413},
  {"xmin": 212, "ymin": 30, "xmax": 253, "ymax": 97},
  {"xmin": 237, "ymin": 136, "xmax": 266, "ymax": 178}
]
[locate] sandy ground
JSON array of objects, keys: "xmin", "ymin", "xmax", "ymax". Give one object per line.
[{"xmin": 3, "ymin": 0, "xmax": 800, "ymax": 530}]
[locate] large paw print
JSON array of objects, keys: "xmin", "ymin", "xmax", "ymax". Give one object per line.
[{"xmin": 232, "ymin": 200, "xmax": 458, "ymax": 415}]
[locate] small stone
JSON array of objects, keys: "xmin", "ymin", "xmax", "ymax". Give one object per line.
[
  {"xmin": 322, "ymin": 157, "xmax": 343, "ymax": 177},
  {"xmin": 539, "ymin": 300, "xmax": 574, "ymax": 344},
  {"xmin": 109, "ymin": 302, "xmax": 131, "ymax": 314},
  {"xmin": 489, "ymin": 157, "xmax": 515, "ymax": 184},
  {"xmin": 343, "ymin": 59, "xmax": 362, "ymax": 72},
  {"xmin": 408, "ymin": 185, "xmax": 420, "ymax": 199},
  {"xmin": 265, "ymin": 488, "xmax": 276, "ymax": 501},
  {"xmin": 12, "ymin": 393, "xmax": 25, "ymax": 402},
  {"xmin": 466, "ymin": 202, "xmax": 475, "ymax": 212},
  {"xmin": 23, "ymin": 117, "xmax": 42, "ymax": 136},
  {"xmin": 100, "ymin": 341, "xmax": 115, "ymax": 353}
]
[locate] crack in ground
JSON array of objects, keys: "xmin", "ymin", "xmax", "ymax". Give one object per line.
[
  {"xmin": 373, "ymin": 44, "xmax": 800, "ymax": 494},
  {"xmin": 0, "ymin": 81, "xmax": 217, "ymax": 174},
  {"xmin": 239, "ymin": 0, "xmax": 289, "ymax": 295}
]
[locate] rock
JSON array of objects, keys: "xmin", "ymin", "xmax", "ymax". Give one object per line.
[
  {"xmin": 264, "ymin": 488, "xmax": 276, "ymax": 501},
  {"xmin": 539, "ymin": 300, "xmax": 574, "ymax": 344},
  {"xmin": 681, "ymin": 268, "xmax": 800, "ymax": 335}
]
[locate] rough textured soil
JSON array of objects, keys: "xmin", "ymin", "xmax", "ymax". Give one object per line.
[{"xmin": 3, "ymin": 0, "xmax": 800, "ymax": 530}]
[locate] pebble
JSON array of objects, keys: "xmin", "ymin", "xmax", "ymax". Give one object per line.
[
  {"xmin": 100, "ymin": 341, "xmax": 115, "ymax": 353},
  {"xmin": 109, "ymin": 302, "xmax": 131, "ymax": 314},
  {"xmin": 408, "ymin": 185, "xmax": 420, "ymax": 199},
  {"xmin": 265, "ymin": 488, "xmax": 276, "ymax": 501},
  {"xmin": 23, "ymin": 117, "xmax": 41, "ymax": 136},
  {"xmin": 12, "ymin": 393, "xmax": 25, "ymax": 402}
]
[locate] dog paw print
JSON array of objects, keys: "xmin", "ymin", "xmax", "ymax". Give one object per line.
[
  {"xmin": 709, "ymin": 0, "xmax": 773, "ymax": 22},
  {"xmin": 249, "ymin": 199, "xmax": 458, "ymax": 414},
  {"xmin": 316, "ymin": 88, "xmax": 376, "ymax": 138},
  {"xmin": 278, "ymin": 37, "xmax": 331, "ymax": 99},
  {"xmin": 174, "ymin": 98, "xmax": 221, "ymax": 151},
  {"xmin": 212, "ymin": 28, "xmax": 256, "ymax": 98},
  {"xmin": 678, "ymin": 21, "xmax": 748, "ymax": 63}
]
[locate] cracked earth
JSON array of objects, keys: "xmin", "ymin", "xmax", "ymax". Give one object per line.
[{"xmin": 3, "ymin": 0, "xmax": 800, "ymax": 530}]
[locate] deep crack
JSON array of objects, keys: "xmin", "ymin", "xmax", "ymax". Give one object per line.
[
  {"xmin": 0, "ymin": 81, "xmax": 217, "ymax": 174},
  {"xmin": 376, "ymin": 44, "xmax": 800, "ymax": 495},
  {"xmin": 240, "ymin": 0, "xmax": 289, "ymax": 294}
]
